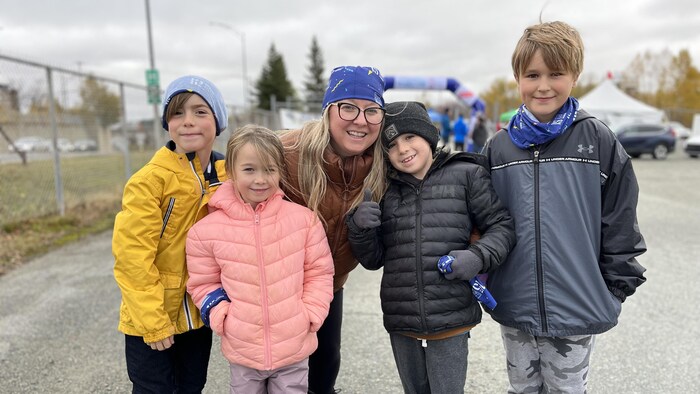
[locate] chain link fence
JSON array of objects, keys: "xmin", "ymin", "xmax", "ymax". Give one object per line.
[{"xmin": 0, "ymin": 54, "xmax": 280, "ymax": 227}]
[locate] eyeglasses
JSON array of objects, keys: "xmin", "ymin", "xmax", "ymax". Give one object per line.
[{"xmin": 330, "ymin": 102, "xmax": 385, "ymax": 125}]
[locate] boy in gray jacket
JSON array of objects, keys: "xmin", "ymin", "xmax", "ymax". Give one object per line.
[{"xmin": 484, "ymin": 21, "xmax": 647, "ymax": 393}]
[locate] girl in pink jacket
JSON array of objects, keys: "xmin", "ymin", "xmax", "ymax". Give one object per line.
[{"xmin": 186, "ymin": 125, "xmax": 335, "ymax": 393}]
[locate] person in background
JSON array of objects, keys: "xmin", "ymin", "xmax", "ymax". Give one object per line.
[
  {"xmin": 280, "ymin": 65, "xmax": 387, "ymax": 394},
  {"xmin": 483, "ymin": 21, "xmax": 647, "ymax": 393},
  {"xmin": 470, "ymin": 114, "xmax": 489, "ymax": 153},
  {"xmin": 439, "ymin": 107, "xmax": 452, "ymax": 147},
  {"xmin": 347, "ymin": 101, "xmax": 515, "ymax": 393},
  {"xmin": 186, "ymin": 125, "xmax": 334, "ymax": 393},
  {"xmin": 452, "ymin": 112, "xmax": 468, "ymax": 151},
  {"xmin": 113, "ymin": 75, "xmax": 228, "ymax": 393}
]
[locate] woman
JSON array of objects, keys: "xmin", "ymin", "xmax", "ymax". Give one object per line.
[{"xmin": 280, "ymin": 65, "xmax": 386, "ymax": 394}]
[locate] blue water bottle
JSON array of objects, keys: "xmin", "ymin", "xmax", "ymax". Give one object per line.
[{"xmin": 437, "ymin": 255, "xmax": 497, "ymax": 310}]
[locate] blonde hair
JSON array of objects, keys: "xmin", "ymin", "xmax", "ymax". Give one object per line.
[
  {"xmin": 225, "ymin": 124, "xmax": 291, "ymax": 193},
  {"xmin": 511, "ymin": 21, "xmax": 584, "ymax": 80},
  {"xmin": 283, "ymin": 108, "xmax": 387, "ymax": 222},
  {"xmin": 163, "ymin": 92, "xmax": 194, "ymax": 124}
]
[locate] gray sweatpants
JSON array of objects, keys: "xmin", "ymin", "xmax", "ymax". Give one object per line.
[
  {"xmin": 500, "ymin": 325, "xmax": 595, "ymax": 394},
  {"xmin": 389, "ymin": 332, "xmax": 470, "ymax": 394}
]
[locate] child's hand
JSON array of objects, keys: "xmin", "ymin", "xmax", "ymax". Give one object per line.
[
  {"xmin": 352, "ymin": 189, "xmax": 381, "ymax": 230},
  {"xmin": 443, "ymin": 250, "xmax": 482, "ymax": 281},
  {"xmin": 147, "ymin": 336, "xmax": 174, "ymax": 351}
]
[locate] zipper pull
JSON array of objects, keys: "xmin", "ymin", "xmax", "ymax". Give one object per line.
[
  {"xmin": 534, "ymin": 150, "xmax": 540, "ymax": 163},
  {"xmin": 421, "ymin": 339, "xmax": 427, "ymax": 348}
]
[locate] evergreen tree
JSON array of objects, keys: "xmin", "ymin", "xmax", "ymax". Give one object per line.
[
  {"xmin": 303, "ymin": 36, "xmax": 326, "ymax": 112},
  {"xmin": 254, "ymin": 44, "xmax": 297, "ymax": 110}
]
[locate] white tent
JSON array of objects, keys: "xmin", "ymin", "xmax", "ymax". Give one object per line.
[{"xmin": 578, "ymin": 79, "xmax": 665, "ymax": 130}]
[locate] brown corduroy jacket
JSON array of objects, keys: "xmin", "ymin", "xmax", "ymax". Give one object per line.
[{"xmin": 281, "ymin": 129, "xmax": 375, "ymax": 291}]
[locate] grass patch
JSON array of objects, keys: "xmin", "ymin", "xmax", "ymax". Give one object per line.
[
  {"xmin": 0, "ymin": 198, "xmax": 120, "ymax": 276},
  {"xmin": 0, "ymin": 151, "xmax": 153, "ymax": 276}
]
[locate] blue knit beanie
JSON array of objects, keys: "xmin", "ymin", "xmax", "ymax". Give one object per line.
[
  {"xmin": 321, "ymin": 66, "xmax": 385, "ymax": 113},
  {"xmin": 161, "ymin": 75, "xmax": 228, "ymax": 136}
]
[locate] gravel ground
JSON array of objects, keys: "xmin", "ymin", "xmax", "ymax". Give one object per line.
[{"xmin": 1, "ymin": 152, "xmax": 699, "ymax": 393}]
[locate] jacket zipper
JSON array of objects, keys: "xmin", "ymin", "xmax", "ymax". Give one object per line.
[
  {"xmin": 182, "ymin": 160, "xmax": 206, "ymax": 328},
  {"xmin": 254, "ymin": 211, "xmax": 273, "ymax": 370},
  {"xmin": 160, "ymin": 197, "xmax": 176, "ymax": 238},
  {"xmin": 414, "ymin": 186, "xmax": 428, "ymax": 333},
  {"xmin": 331, "ymin": 186, "xmax": 350, "ymax": 258},
  {"xmin": 533, "ymin": 149, "xmax": 548, "ymax": 333},
  {"xmin": 189, "ymin": 161, "xmax": 206, "ymax": 225}
]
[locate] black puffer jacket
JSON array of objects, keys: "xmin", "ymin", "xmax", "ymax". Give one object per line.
[{"xmin": 348, "ymin": 150, "xmax": 515, "ymax": 335}]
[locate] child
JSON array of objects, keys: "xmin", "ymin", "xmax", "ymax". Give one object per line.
[
  {"xmin": 347, "ymin": 101, "xmax": 515, "ymax": 393},
  {"xmin": 186, "ymin": 125, "xmax": 335, "ymax": 393},
  {"xmin": 113, "ymin": 75, "xmax": 228, "ymax": 392},
  {"xmin": 483, "ymin": 21, "xmax": 647, "ymax": 393}
]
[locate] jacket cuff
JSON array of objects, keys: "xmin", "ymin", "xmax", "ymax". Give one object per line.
[
  {"xmin": 467, "ymin": 245, "xmax": 485, "ymax": 271},
  {"xmin": 142, "ymin": 324, "xmax": 176, "ymax": 343},
  {"xmin": 608, "ymin": 286, "xmax": 627, "ymax": 303}
]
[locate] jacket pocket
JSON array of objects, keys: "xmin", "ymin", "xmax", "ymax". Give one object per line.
[
  {"xmin": 159, "ymin": 271, "xmax": 183, "ymax": 289},
  {"xmin": 160, "ymin": 197, "xmax": 176, "ymax": 239}
]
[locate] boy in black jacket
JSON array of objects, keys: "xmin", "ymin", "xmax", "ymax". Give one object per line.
[{"xmin": 347, "ymin": 101, "xmax": 515, "ymax": 393}]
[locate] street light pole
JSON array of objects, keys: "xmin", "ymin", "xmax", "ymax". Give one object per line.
[
  {"xmin": 145, "ymin": 0, "xmax": 161, "ymax": 148},
  {"xmin": 210, "ymin": 21, "xmax": 248, "ymax": 109}
]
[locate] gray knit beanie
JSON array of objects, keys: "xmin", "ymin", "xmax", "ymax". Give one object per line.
[{"xmin": 382, "ymin": 101, "xmax": 439, "ymax": 152}]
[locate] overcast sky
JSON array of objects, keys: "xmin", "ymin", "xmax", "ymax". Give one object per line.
[{"xmin": 1, "ymin": 0, "xmax": 698, "ymax": 117}]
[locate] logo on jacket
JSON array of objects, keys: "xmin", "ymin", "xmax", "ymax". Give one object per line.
[{"xmin": 577, "ymin": 144, "xmax": 594, "ymax": 154}]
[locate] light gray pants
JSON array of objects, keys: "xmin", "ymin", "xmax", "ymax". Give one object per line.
[
  {"xmin": 229, "ymin": 358, "xmax": 308, "ymax": 394},
  {"xmin": 500, "ymin": 325, "xmax": 595, "ymax": 394}
]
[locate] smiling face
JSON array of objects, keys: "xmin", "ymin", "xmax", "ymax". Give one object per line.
[
  {"xmin": 386, "ymin": 133, "xmax": 434, "ymax": 180},
  {"xmin": 166, "ymin": 93, "xmax": 217, "ymax": 157},
  {"xmin": 327, "ymin": 98, "xmax": 383, "ymax": 158},
  {"xmin": 516, "ymin": 49, "xmax": 577, "ymax": 123},
  {"xmin": 231, "ymin": 143, "xmax": 281, "ymax": 210}
]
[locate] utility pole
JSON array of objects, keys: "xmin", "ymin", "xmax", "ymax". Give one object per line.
[
  {"xmin": 210, "ymin": 21, "xmax": 248, "ymax": 109},
  {"xmin": 144, "ymin": 0, "xmax": 161, "ymax": 148}
]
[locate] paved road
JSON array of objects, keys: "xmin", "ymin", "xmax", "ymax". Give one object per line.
[{"xmin": 1, "ymin": 152, "xmax": 699, "ymax": 393}]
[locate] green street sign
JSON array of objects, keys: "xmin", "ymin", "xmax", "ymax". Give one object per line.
[
  {"xmin": 147, "ymin": 85, "xmax": 161, "ymax": 105},
  {"xmin": 146, "ymin": 69, "xmax": 159, "ymax": 85},
  {"xmin": 145, "ymin": 69, "xmax": 161, "ymax": 104}
]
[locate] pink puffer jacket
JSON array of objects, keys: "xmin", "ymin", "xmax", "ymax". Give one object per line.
[{"xmin": 186, "ymin": 181, "xmax": 334, "ymax": 371}]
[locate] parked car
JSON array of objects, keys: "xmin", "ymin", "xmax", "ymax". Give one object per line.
[
  {"xmin": 684, "ymin": 132, "xmax": 700, "ymax": 158},
  {"xmin": 668, "ymin": 121, "xmax": 691, "ymax": 140},
  {"xmin": 8, "ymin": 136, "xmax": 52, "ymax": 153},
  {"xmin": 73, "ymin": 138, "xmax": 98, "ymax": 152},
  {"xmin": 613, "ymin": 123, "xmax": 676, "ymax": 160},
  {"xmin": 56, "ymin": 138, "xmax": 75, "ymax": 152}
]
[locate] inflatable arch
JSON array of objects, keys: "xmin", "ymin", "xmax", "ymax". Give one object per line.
[{"xmin": 384, "ymin": 76, "xmax": 486, "ymax": 115}]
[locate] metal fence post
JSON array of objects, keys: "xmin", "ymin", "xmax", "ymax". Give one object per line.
[
  {"xmin": 46, "ymin": 66, "xmax": 65, "ymax": 216},
  {"xmin": 119, "ymin": 83, "xmax": 131, "ymax": 179}
]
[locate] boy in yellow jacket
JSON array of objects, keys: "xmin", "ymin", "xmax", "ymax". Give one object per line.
[{"xmin": 113, "ymin": 75, "xmax": 227, "ymax": 392}]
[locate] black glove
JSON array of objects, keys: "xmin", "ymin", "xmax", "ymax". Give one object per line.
[
  {"xmin": 352, "ymin": 189, "xmax": 381, "ymax": 230},
  {"xmin": 443, "ymin": 250, "xmax": 483, "ymax": 281}
]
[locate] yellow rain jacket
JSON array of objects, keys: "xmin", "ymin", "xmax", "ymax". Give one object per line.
[{"xmin": 113, "ymin": 143, "xmax": 226, "ymax": 343}]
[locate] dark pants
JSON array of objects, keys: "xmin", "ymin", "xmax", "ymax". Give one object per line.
[
  {"xmin": 308, "ymin": 288, "xmax": 343, "ymax": 394},
  {"xmin": 389, "ymin": 332, "xmax": 470, "ymax": 394},
  {"xmin": 454, "ymin": 142, "xmax": 464, "ymax": 151},
  {"xmin": 125, "ymin": 326, "xmax": 212, "ymax": 394}
]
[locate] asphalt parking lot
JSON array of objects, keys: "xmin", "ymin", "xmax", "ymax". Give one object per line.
[{"xmin": 0, "ymin": 151, "xmax": 698, "ymax": 393}]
